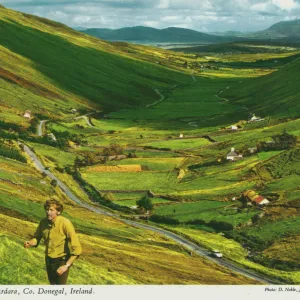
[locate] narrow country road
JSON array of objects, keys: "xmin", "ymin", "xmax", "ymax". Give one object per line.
[
  {"xmin": 21, "ymin": 142, "xmax": 281, "ymax": 285},
  {"xmin": 146, "ymin": 74, "xmax": 196, "ymax": 108},
  {"xmin": 191, "ymin": 71, "xmax": 196, "ymax": 84},
  {"xmin": 37, "ymin": 120, "xmax": 48, "ymax": 136},
  {"xmin": 73, "ymin": 110, "xmax": 101, "ymax": 127},
  {"xmin": 74, "ymin": 115, "xmax": 94, "ymax": 127},
  {"xmin": 145, "ymin": 89, "xmax": 165, "ymax": 108}
]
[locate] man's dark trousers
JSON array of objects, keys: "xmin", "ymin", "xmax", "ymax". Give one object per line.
[{"xmin": 45, "ymin": 256, "xmax": 70, "ymax": 285}]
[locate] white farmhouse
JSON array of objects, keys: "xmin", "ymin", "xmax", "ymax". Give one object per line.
[
  {"xmin": 226, "ymin": 148, "xmax": 243, "ymax": 161},
  {"xmin": 23, "ymin": 110, "xmax": 32, "ymax": 119}
]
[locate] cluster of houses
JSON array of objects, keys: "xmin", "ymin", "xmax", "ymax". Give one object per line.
[
  {"xmin": 223, "ymin": 113, "xmax": 265, "ymax": 132},
  {"xmin": 226, "ymin": 146, "xmax": 258, "ymax": 162}
]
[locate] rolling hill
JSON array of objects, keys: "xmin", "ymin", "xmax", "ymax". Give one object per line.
[
  {"xmin": 0, "ymin": 6, "xmax": 192, "ymax": 124},
  {"xmin": 247, "ymin": 19, "xmax": 300, "ymax": 41},
  {"xmin": 79, "ymin": 26, "xmax": 240, "ymax": 44},
  {"xmin": 1, "ymin": 5, "xmax": 300, "ymax": 285},
  {"xmin": 222, "ymin": 55, "xmax": 300, "ymax": 117},
  {"xmin": 0, "ymin": 5, "xmax": 261, "ymax": 285}
]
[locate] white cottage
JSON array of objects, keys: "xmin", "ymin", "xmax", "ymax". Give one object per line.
[
  {"xmin": 23, "ymin": 110, "xmax": 32, "ymax": 119},
  {"xmin": 226, "ymin": 148, "xmax": 243, "ymax": 161}
]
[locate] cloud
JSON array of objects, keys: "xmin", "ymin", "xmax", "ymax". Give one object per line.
[
  {"xmin": 272, "ymin": 0, "xmax": 299, "ymax": 11},
  {"xmin": 3, "ymin": 0, "xmax": 300, "ymax": 32}
]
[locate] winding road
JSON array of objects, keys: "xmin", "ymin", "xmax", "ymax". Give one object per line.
[
  {"xmin": 37, "ymin": 120, "xmax": 48, "ymax": 136},
  {"xmin": 145, "ymin": 89, "xmax": 165, "ymax": 108},
  {"xmin": 21, "ymin": 142, "xmax": 281, "ymax": 285},
  {"xmin": 74, "ymin": 115, "xmax": 94, "ymax": 127}
]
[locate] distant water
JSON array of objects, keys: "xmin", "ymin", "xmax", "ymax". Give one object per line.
[{"xmin": 111, "ymin": 40, "xmax": 212, "ymax": 49}]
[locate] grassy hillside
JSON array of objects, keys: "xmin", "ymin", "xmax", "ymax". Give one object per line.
[
  {"xmin": 222, "ymin": 56, "xmax": 300, "ymax": 117},
  {"xmin": 250, "ymin": 19, "xmax": 300, "ymax": 40},
  {"xmin": 0, "ymin": 6, "xmax": 192, "ymax": 124},
  {"xmin": 0, "ymin": 155, "xmax": 257, "ymax": 284},
  {"xmin": 1, "ymin": 5, "xmax": 300, "ymax": 284}
]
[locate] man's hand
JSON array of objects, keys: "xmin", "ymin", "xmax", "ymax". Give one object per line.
[
  {"xmin": 24, "ymin": 240, "xmax": 34, "ymax": 249},
  {"xmin": 56, "ymin": 265, "xmax": 69, "ymax": 276}
]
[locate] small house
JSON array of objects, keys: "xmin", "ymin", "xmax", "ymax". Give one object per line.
[
  {"xmin": 252, "ymin": 195, "xmax": 269, "ymax": 206},
  {"xmin": 243, "ymin": 190, "xmax": 269, "ymax": 206},
  {"xmin": 70, "ymin": 108, "xmax": 77, "ymax": 114},
  {"xmin": 23, "ymin": 110, "xmax": 32, "ymax": 119},
  {"xmin": 230, "ymin": 125, "xmax": 238, "ymax": 131},
  {"xmin": 248, "ymin": 147, "xmax": 258, "ymax": 154},
  {"xmin": 179, "ymin": 133, "xmax": 184, "ymax": 139},
  {"xmin": 226, "ymin": 148, "xmax": 243, "ymax": 161},
  {"xmin": 130, "ymin": 206, "xmax": 138, "ymax": 210},
  {"xmin": 248, "ymin": 114, "xmax": 264, "ymax": 123}
]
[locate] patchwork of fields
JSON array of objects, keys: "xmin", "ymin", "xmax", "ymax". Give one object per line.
[{"xmin": 1, "ymin": 5, "xmax": 300, "ymax": 284}]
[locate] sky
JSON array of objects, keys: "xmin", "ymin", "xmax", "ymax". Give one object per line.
[{"xmin": 2, "ymin": 0, "xmax": 300, "ymax": 32}]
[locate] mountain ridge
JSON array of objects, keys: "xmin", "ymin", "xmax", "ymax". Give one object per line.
[{"xmin": 79, "ymin": 26, "xmax": 242, "ymax": 43}]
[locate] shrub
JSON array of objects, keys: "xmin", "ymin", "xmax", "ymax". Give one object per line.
[
  {"xmin": 208, "ymin": 220, "xmax": 233, "ymax": 232},
  {"xmin": 149, "ymin": 214, "xmax": 180, "ymax": 225},
  {"xmin": 136, "ymin": 196, "xmax": 153, "ymax": 212},
  {"xmin": 103, "ymin": 143, "xmax": 124, "ymax": 156},
  {"xmin": 185, "ymin": 219, "xmax": 206, "ymax": 225},
  {"xmin": 50, "ymin": 179, "xmax": 58, "ymax": 187},
  {"xmin": 0, "ymin": 142, "xmax": 27, "ymax": 163},
  {"xmin": 102, "ymin": 192, "xmax": 115, "ymax": 202}
]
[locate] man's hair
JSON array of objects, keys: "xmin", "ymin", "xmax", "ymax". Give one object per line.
[{"xmin": 44, "ymin": 199, "xmax": 64, "ymax": 213}]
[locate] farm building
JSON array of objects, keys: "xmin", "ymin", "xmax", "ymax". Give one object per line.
[
  {"xmin": 23, "ymin": 110, "xmax": 32, "ymax": 119},
  {"xmin": 226, "ymin": 148, "xmax": 243, "ymax": 161},
  {"xmin": 243, "ymin": 190, "xmax": 270, "ymax": 206},
  {"xmin": 248, "ymin": 114, "xmax": 265, "ymax": 123},
  {"xmin": 248, "ymin": 147, "xmax": 258, "ymax": 154},
  {"xmin": 230, "ymin": 125, "xmax": 238, "ymax": 130}
]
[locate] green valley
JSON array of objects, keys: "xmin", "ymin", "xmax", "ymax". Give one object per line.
[{"xmin": 0, "ymin": 5, "xmax": 300, "ymax": 285}]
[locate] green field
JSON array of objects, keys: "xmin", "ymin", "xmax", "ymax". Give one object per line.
[
  {"xmin": 1, "ymin": 4, "xmax": 300, "ymax": 284},
  {"xmin": 153, "ymin": 200, "xmax": 258, "ymax": 226},
  {"xmin": 82, "ymin": 171, "xmax": 178, "ymax": 192}
]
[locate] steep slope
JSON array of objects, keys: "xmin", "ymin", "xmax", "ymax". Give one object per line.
[
  {"xmin": 247, "ymin": 19, "xmax": 300, "ymax": 40},
  {"xmin": 0, "ymin": 157, "xmax": 256, "ymax": 285},
  {"xmin": 0, "ymin": 6, "xmax": 190, "ymax": 124},
  {"xmin": 80, "ymin": 26, "xmax": 239, "ymax": 43},
  {"xmin": 267, "ymin": 19, "xmax": 300, "ymax": 37},
  {"xmin": 222, "ymin": 56, "xmax": 300, "ymax": 117},
  {"xmin": 0, "ymin": 6, "xmax": 261, "ymax": 285}
]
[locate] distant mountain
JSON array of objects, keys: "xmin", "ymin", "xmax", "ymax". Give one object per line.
[
  {"xmin": 209, "ymin": 31, "xmax": 250, "ymax": 37},
  {"xmin": 80, "ymin": 26, "xmax": 241, "ymax": 44},
  {"xmin": 72, "ymin": 26, "xmax": 87, "ymax": 30},
  {"xmin": 247, "ymin": 19, "xmax": 300, "ymax": 40}
]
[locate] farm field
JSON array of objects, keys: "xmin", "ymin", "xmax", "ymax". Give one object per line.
[
  {"xmin": 153, "ymin": 201, "xmax": 258, "ymax": 226},
  {"xmin": 1, "ymin": 5, "xmax": 300, "ymax": 285}
]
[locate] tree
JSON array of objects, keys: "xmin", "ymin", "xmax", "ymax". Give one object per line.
[
  {"xmin": 50, "ymin": 179, "xmax": 58, "ymax": 187},
  {"xmin": 103, "ymin": 143, "xmax": 124, "ymax": 156},
  {"xmin": 136, "ymin": 196, "xmax": 153, "ymax": 214}
]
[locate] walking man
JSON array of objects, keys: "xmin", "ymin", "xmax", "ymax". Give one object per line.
[{"xmin": 24, "ymin": 199, "xmax": 82, "ymax": 284}]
